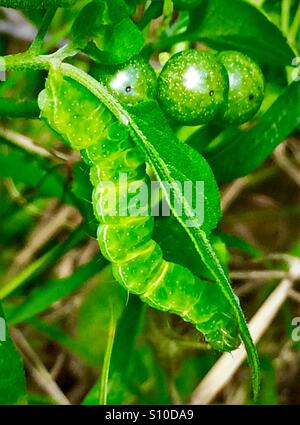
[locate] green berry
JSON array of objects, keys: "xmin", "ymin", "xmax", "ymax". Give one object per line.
[
  {"xmin": 92, "ymin": 56, "xmax": 157, "ymax": 105},
  {"xmin": 157, "ymin": 49, "xmax": 229, "ymax": 126},
  {"xmin": 218, "ymin": 51, "xmax": 265, "ymax": 124},
  {"xmin": 173, "ymin": 0, "xmax": 203, "ymax": 10}
]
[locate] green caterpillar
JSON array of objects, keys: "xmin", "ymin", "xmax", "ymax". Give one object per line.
[{"xmin": 39, "ymin": 59, "xmax": 240, "ymax": 352}]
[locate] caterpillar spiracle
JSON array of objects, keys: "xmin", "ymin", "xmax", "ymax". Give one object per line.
[{"xmin": 38, "ymin": 58, "xmax": 240, "ymax": 352}]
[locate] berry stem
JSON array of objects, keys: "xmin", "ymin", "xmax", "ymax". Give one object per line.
[{"xmin": 28, "ymin": 7, "xmax": 58, "ymax": 55}]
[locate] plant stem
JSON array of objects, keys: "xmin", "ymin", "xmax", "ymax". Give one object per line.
[
  {"xmin": 29, "ymin": 7, "xmax": 57, "ymax": 54},
  {"xmin": 99, "ymin": 311, "xmax": 116, "ymax": 405},
  {"xmin": 137, "ymin": 1, "xmax": 163, "ymax": 30},
  {"xmin": 288, "ymin": 4, "xmax": 300, "ymax": 44},
  {"xmin": 0, "ymin": 98, "xmax": 39, "ymax": 119},
  {"xmin": 0, "ymin": 250, "xmax": 57, "ymax": 300},
  {"xmin": 1, "ymin": 44, "xmax": 77, "ymax": 73},
  {"xmin": 2, "ymin": 53, "xmax": 50, "ymax": 72},
  {"xmin": 281, "ymin": 0, "xmax": 291, "ymax": 35}
]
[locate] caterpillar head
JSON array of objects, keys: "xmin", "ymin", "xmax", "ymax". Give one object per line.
[
  {"xmin": 203, "ymin": 318, "xmax": 241, "ymax": 352},
  {"xmin": 92, "ymin": 56, "xmax": 157, "ymax": 105}
]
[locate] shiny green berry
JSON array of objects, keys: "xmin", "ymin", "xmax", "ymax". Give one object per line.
[
  {"xmin": 173, "ymin": 0, "xmax": 203, "ymax": 10},
  {"xmin": 92, "ymin": 56, "xmax": 157, "ymax": 105},
  {"xmin": 157, "ymin": 49, "xmax": 229, "ymax": 126},
  {"xmin": 218, "ymin": 51, "xmax": 265, "ymax": 124}
]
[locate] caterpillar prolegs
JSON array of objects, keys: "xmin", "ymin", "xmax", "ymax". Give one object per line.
[{"xmin": 39, "ymin": 63, "xmax": 240, "ymax": 352}]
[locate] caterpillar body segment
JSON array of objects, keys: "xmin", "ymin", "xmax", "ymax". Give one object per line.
[{"xmin": 39, "ymin": 67, "xmax": 241, "ymax": 352}]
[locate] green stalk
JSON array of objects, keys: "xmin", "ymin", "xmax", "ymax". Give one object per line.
[
  {"xmin": 2, "ymin": 53, "xmax": 50, "ymax": 72},
  {"xmin": 99, "ymin": 311, "xmax": 117, "ymax": 405},
  {"xmin": 29, "ymin": 7, "xmax": 57, "ymax": 54},
  {"xmin": 288, "ymin": 4, "xmax": 300, "ymax": 45},
  {"xmin": 281, "ymin": 0, "xmax": 291, "ymax": 35}
]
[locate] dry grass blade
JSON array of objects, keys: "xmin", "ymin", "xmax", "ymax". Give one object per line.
[
  {"xmin": 273, "ymin": 143, "xmax": 300, "ymax": 188},
  {"xmin": 0, "ymin": 126, "xmax": 53, "ymax": 159},
  {"xmin": 230, "ymin": 270, "xmax": 288, "ymax": 280},
  {"xmin": 221, "ymin": 176, "xmax": 249, "ymax": 213},
  {"xmin": 11, "ymin": 327, "xmax": 71, "ymax": 405}
]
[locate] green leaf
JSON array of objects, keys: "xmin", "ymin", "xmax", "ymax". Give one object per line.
[
  {"xmin": 187, "ymin": 0, "xmax": 294, "ymax": 67},
  {"xmin": 106, "ymin": 297, "xmax": 144, "ymax": 404},
  {"xmin": 6, "ymin": 256, "xmax": 107, "ymax": 326},
  {"xmin": 86, "ymin": 18, "xmax": 144, "ymax": 65},
  {"xmin": 0, "ymin": 303, "xmax": 27, "ymax": 404},
  {"xmin": 153, "ymin": 215, "xmax": 230, "ymax": 280},
  {"xmin": 71, "ymin": 0, "xmax": 144, "ymax": 64},
  {"xmin": 206, "ymin": 81, "xmax": 300, "ymax": 182},
  {"xmin": 128, "ymin": 101, "xmax": 221, "ymax": 234},
  {"xmin": 186, "ymin": 123, "xmax": 222, "ymax": 154},
  {"xmin": 70, "ymin": 0, "xmax": 109, "ymax": 49}
]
